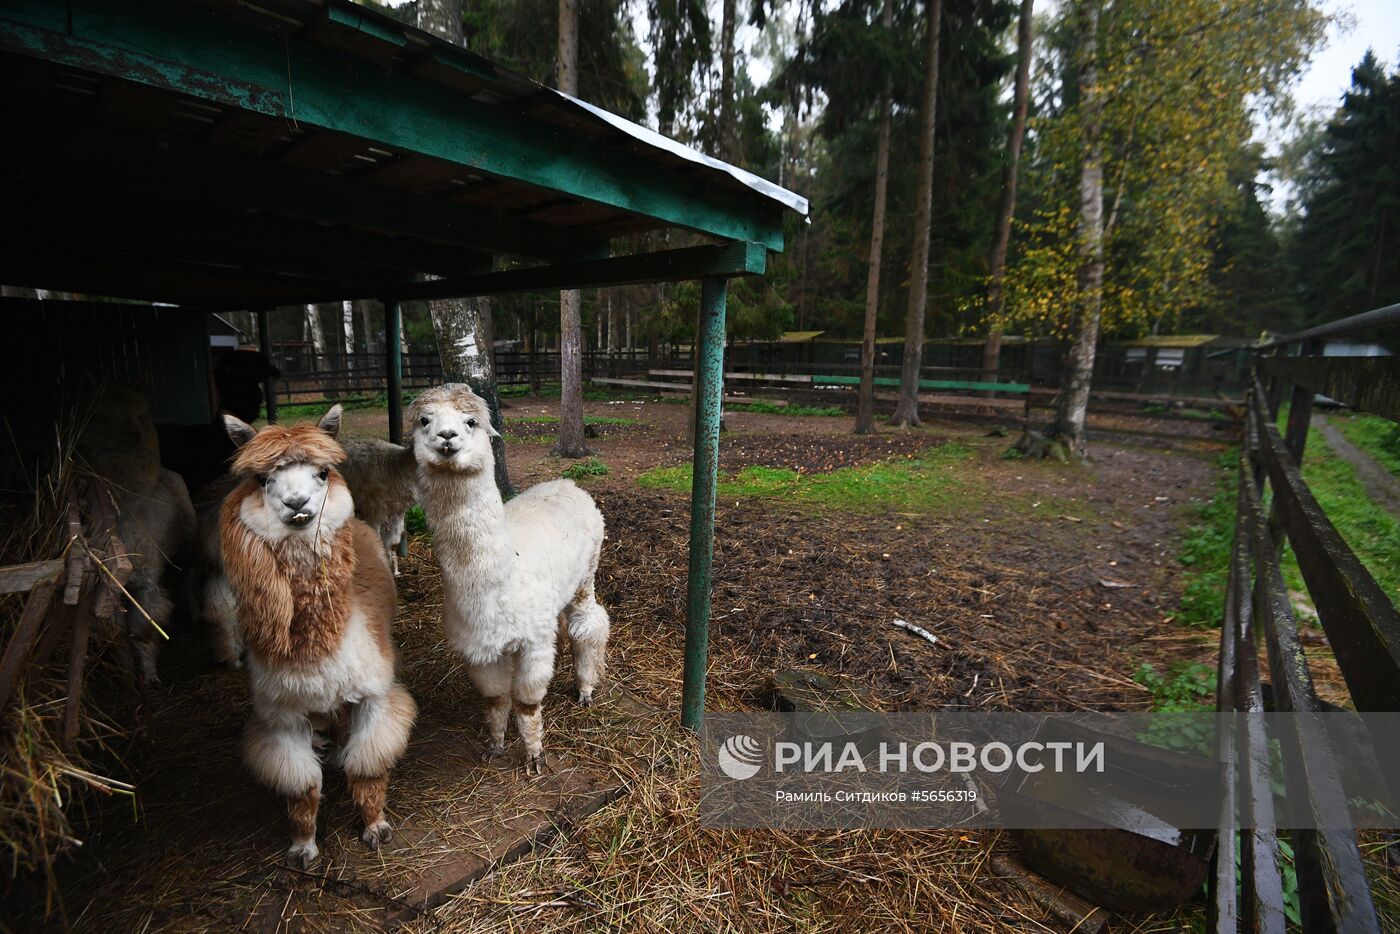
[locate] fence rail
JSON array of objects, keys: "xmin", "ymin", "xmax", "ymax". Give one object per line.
[{"xmin": 1215, "ymin": 304, "xmax": 1400, "ymax": 931}]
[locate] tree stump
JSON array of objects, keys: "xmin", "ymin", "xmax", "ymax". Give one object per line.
[{"xmin": 1005, "ymin": 429, "xmax": 1070, "ymax": 462}]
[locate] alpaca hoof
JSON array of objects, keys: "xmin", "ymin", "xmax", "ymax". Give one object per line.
[
  {"xmin": 286, "ymin": 840, "xmax": 320, "ymax": 870},
  {"xmin": 577, "ymin": 689, "xmax": 593, "ymax": 708},
  {"xmin": 362, "ymin": 820, "xmax": 393, "ymax": 851},
  {"xmin": 483, "ymin": 742, "xmax": 506, "ymax": 762},
  {"xmin": 525, "ymin": 753, "xmax": 547, "ymax": 776}
]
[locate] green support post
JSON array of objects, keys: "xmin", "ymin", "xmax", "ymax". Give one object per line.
[
  {"xmin": 681, "ymin": 276, "xmax": 728, "ymax": 731},
  {"xmin": 256, "ymin": 308, "xmax": 278, "ymax": 424}
]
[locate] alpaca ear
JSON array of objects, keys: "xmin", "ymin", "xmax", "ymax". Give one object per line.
[
  {"xmin": 319, "ymin": 404, "xmax": 343, "ymax": 439},
  {"xmin": 223, "ymin": 413, "xmax": 257, "ymax": 449}
]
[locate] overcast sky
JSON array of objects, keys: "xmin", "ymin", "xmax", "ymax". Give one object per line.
[{"xmin": 1295, "ymin": 0, "xmax": 1398, "ymax": 113}]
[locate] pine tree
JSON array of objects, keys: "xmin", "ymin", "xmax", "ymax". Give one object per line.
[{"xmin": 1292, "ymin": 51, "xmax": 1400, "ymax": 323}]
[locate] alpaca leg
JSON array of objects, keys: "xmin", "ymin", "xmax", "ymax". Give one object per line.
[
  {"xmin": 287, "ymin": 786, "xmax": 321, "ymax": 869},
  {"xmin": 513, "ymin": 641, "xmax": 557, "ymax": 775},
  {"xmin": 348, "ymin": 774, "xmax": 391, "ymax": 850},
  {"xmin": 467, "ymin": 661, "xmax": 513, "ymax": 761},
  {"xmin": 128, "ymin": 577, "xmax": 173, "ymax": 687},
  {"xmin": 565, "ymin": 597, "xmax": 610, "ymax": 707},
  {"xmin": 341, "ymin": 683, "xmax": 416, "ymax": 849},
  {"xmin": 203, "ymin": 573, "xmax": 243, "ymax": 668},
  {"xmin": 381, "ymin": 514, "xmax": 405, "ymax": 577},
  {"xmin": 244, "ymin": 709, "xmax": 323, "ymax": 868}
]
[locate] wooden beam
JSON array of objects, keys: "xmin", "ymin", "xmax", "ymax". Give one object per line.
[
  {"xmin": 0, "ymin": 0, "xmax": 788, "ymax": 250},
  {"xmin": 0, "ymin": 559, "xmax": 63, "ymax": 595},
  {"xmin": 1258, "ymin": 355, "xmax": 1400, "ymax": 422},
  {"xmin": 210, "ymin": 242, "xmax": 768, "ymax": 310},
  {"xmin": 1249, "ymin": 387, "xmax": 1400, "ymax": 712},
  {"xmin": 5, "ymin": 113, "xmax": 605, "ymax": 264},
  {"xmin": 15, "ymin": 185, "xmax": 495, "ymax": 279}
]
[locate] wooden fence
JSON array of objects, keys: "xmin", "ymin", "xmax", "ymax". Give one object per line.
[
  {"xmin": 269, "ymin": 349, "xmax": 656, "ymax": 403},
  {"xmin": 1213, "ymin": 302, "xmax": 1400, "ymax": 931}
]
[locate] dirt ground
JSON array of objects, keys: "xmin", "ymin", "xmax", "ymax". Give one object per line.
[{"xmin": 17, "ymin": 396, "xmax": 1246, "ymax": 932}]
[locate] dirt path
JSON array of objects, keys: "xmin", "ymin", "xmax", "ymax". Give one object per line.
[{"xmin": 1316, "ymin": 414, "xmax": 1400, "ymax": 518}]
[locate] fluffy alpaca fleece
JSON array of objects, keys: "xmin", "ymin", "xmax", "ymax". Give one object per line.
[
  {"xmin": 410, "ymin": 384, "xmax": 609, "ymax": 772},
  {"xmin": 77, "ymin": 385, "xmax": 196, "ymax": 685},
  {"xmin": 339, "ymin": 440, "xmax": 418, "ymax": 576},
  {"xmin": 219, "ymin": 406, "xmax": 417, "ymax": 868}
]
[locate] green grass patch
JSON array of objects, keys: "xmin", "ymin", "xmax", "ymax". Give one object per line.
[
  {"xmin": 636, "ymin": 443, "xmax": 1001, "ymax": 514},
  {"xmin": 272, "ymin": 394, "xmax": 398, "ymax": 422},
  {"xmin": 1141, "ymin": 403, "xmax": 1228, "ymax": 421},
  {"xmin": 1301, "ymin": 425, "xmax": 1400, "ymax": 604},
  {"xmin": 1133, "ymin": 661, "xmax": 1214, "ymax": 711},
  {"xmin": 1333, "ymin": 412, "xmax": 1400, "ymax": 477},
  {"xmin": 562, "ymin": 457, "xmax": 609, "ymax": 480},
  {"xmin": 727, "ymin": 401, "xmax": 846, "ymax": 417},
  {"xmin": 405, "ymin": 505, "xmax": 427, "ymax": 537},
  {"xmin": 1176, "ymin": 451, "xmax": 1238, "ymax": 628}
]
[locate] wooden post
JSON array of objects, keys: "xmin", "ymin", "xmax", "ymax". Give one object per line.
[
  {"xmin": 681, "ymin": 276, "xmax": 727, "ymax": 731},
  {"xmin": 257, "ymin": 309, "xmax": 278, "ymax": 423}
]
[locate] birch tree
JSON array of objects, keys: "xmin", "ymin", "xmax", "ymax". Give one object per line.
[
  {"xmin": 417, "ymin": 0, "xmax": 512, "ymax": 494},
  {"xmin": 1002, "ymin": 0, "xmax": 1324, "ymax": 457}
]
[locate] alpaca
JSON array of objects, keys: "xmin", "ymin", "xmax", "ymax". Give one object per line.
[
  {"xmin": 219, "ymin": 405, "xmax": 417, "ymax": 868},
  {"xmin": 78, "ymin": 384, "xmax": 197, "ymax": 685},
  {"xmin": 339, "ymin": 440, "xmax": 418, "ymax": 576},
  {"xmin": 410, "ymin": 384, "xmax": 609, "ymax": 773},
  {"xmin": 203, "ymin": 437, "xmax": 417, "ymax": 668}
]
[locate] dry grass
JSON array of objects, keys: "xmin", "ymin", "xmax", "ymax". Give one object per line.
[
  {"xmin": 413, "ymin": 600, "xmax": 1204, "ymax": 934},
  {"xmin": 0, "ymin": 414, "xmax": 138, "ymax": 913}
]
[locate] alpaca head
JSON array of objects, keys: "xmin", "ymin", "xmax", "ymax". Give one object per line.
[
  {"xmin": 78, "ymin": 382, "xmax": 161, "ymax": 492},
  {"xmin": 223, "ymin": 406, "xmax": 352, "ymax": 537},
  {"xmin": 408, "ymin": 384, "xmax": 499, "ymax": 476}
]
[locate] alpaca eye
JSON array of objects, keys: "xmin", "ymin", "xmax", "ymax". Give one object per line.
[
  {"xmin": 317, "ymin": 468, "xmax": 329, "ymax": 481},
  {"xmin": 420, "ymin": 417, "xmax": 430, "ymax": 427},
  {"xmin": 467, "ymin": 418, "xmax": 477, "ymax": 429}
]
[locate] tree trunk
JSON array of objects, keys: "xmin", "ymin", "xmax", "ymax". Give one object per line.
[
  {"xmin": 855, "ymin": 0, "xmax": 897, "ymax": 436},
  {"xmin": 718, "ymin": 0, "xmax": 738, "ymax": 161},
  {"xmin": 553, "ymin": 0, "xmax": 589, "ymax": 458},
  {"xmin": 1051, "ymin": 0, "xmax": 1104, "ymax": 460},
  {"xmin": 418, "ymin": 0, "xmax": 510, "ymax": 492},
  {"xmin": 358, "ymin": 300, "xmax": 377, "ymax": 355},
  {"xmin": 982, "ymin": 0, "xmax": 1034, "ymax": 387},
  {"xmin": 890, "ymin": 0, "xmax": 943, "ymax": 429}
]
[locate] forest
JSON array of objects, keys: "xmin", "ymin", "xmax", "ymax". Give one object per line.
[
  {"xmin": 358, "ymin": 0, "xmax": 1398, "ymax": 337},
  {"xmin": 240, "ymin": 0, "xmax": 1398, "ymax": 454}
]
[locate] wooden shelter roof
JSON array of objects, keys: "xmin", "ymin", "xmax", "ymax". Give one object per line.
[{"xmin": 0, "ymin": 0, "xmax": 807, "ymax": 308}]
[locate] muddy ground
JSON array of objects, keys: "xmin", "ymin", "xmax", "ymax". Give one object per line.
[
  {"xmin": 347, "ymin": 395, "xmax": 1225, "ymax": 713},
  {"xmin": 15, "ymin": 396, "xmax": 1241, "ymax": 931}
]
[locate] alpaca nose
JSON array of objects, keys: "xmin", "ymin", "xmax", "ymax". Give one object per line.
[
  {"xmin": 437, "ymin": 429, "xmax": 458, "ymax": 440},
  {"xmin": 283, "ymin": 493, "xmax": 310, "ymax": 511}
]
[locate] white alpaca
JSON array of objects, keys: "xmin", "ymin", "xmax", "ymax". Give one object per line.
[
  {"xmin": 410, "ymin": 384, "xmax": 609, "ymax": 772},
  {"xmin": 219, "ymin": 406, "xmax": 416, "ymax": 868}
]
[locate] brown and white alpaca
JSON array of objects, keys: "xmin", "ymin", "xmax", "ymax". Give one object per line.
[
  {"xmin": 78, "ymin": 384, "xmax": 196, "ymax": 685},
  {"xmin": 219, "ymin": 406, "xmax": 417, "ymax": 868}
]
